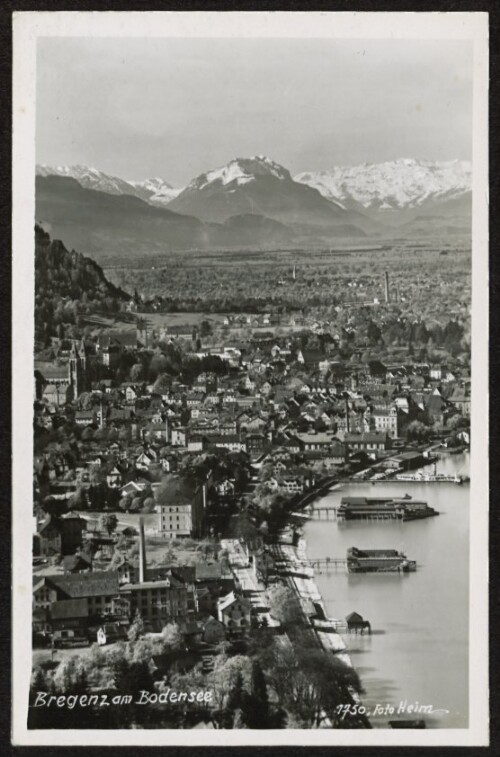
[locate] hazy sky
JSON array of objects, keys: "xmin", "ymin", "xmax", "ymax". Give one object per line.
[{"xmin": 36, "ymin": 37, "xmax": 473, "ymax": 186}]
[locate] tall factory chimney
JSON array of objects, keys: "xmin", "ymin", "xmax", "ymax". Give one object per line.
[
  {"xmin": 345, "ymin": 395, "xmax": 350, "ymax": 433},
  {"xmin": 384, "ymin": 271, "xmax": 390, "ymax": 303},
  {"xmin": 138, "ymin": 517, "xmax": 147, "ymax": 583}
]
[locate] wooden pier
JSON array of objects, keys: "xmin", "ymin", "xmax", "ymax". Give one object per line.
[
  {"xmin": 304, "ymin": 557, "xmax": 348, "ymax": 571},
  {"xmin": 308, "ymin": 506, "xmax": 338, "ymax": 520}
]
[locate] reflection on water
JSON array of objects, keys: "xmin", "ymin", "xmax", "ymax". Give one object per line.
[{"xmin": 304, "ymin": 452, "xmax": 470, "ymax": 729}]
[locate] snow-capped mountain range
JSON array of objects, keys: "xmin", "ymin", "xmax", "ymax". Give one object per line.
[
  {"xmin": 37, "ymin": 157, "xmax": 471, "ymax": 215},
  {"xmin": 36, "ymin": 164, "xmax": 181, "ymax": 206},
  {"xmin": 294, "ymin": 159, "xmax": 471, "ymax": 211}
]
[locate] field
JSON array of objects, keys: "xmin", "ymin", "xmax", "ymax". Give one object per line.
[{"xmin": 101, "ymin": 238, "xmax": 471, "ymax": 329}]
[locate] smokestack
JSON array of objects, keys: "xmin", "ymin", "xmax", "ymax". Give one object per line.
[
  {"xmin": 384, "ymin": 271, "xmax": 390, "ymax": 303},
  {"xmin": 138, "ymin": 517, "xmax": 147, "ymax": 583}
]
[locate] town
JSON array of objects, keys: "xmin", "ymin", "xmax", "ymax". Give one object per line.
[{"xmin": 30, "ymin": 225, "xmax": 471, "ymax": 729}]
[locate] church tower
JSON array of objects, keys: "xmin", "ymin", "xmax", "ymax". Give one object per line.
[{"xmin": 69, "ymin": 339, "xmax": 88, "ymax": 398}]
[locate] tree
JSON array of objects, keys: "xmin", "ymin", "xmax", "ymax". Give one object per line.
[
  {"xmin": 67, "ymin": 486, "xmax": 88, "ymax": 510},
  {"xmin": 141, "ymin": 496, "xmax": 156, "ymax": 513},
  {"xmin": 207, "ymin": 653, "xmax": 252, "ymax": 711},
  {"xmin": 200, "ymin": 320, "xmax": 212, "ymax": 338},
  {"xmin": 152, "ymin": 373, "xmax": 171, "ymax": 395},
  {"xmin": 129, "ymin": 363, "xmax": 143, "ymax": 382},
  {"xmin": 226, "ymin": 670, "xmax": 244, "ymax": 712},
  {"xmin": 99, "ymin": 512, "xmax": 118, "ymax": 535},
  {"xmin": 127, "ymin": 610, "xmax": 145, "ymax": 642},
  {"xmin": 240, "ymin": 660, "xmax": 271, "ymax": 728},
  {"xmin": 161, "ymin": 622, "xmax": 182, "ymax": 649},
  {"xmin": 53, "ymin": 656, "xmax": 86, "ymax": 694},
  {"xmin": 267, "ymin": 583, "xmax": 304, "ymax": 629},
  {"xmin": 264, "ymin": 639, "xmax": 363, "ymax": 728},
  {"xmin": 112, "ymin": 657, "xmax": 153, "ymax": 696}
]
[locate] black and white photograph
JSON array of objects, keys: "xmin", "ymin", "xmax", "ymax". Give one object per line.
[{"xmin": 12, "ymin": 11, "xmax": 489, "ymax": 746}]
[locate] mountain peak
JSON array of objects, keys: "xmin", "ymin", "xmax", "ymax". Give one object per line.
[
  {"xmin": 187, "ymin": 155, "xmax": 291, "ymax": 191},
  {"xmin": 35, "ymin": 164, "xmax": 182, "ymax": 206},
  {"xmin": 294, "ymin": 159, "xmax": 472, "ymax": 210}
]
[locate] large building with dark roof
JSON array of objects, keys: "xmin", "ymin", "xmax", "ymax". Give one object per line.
[{"xmin": 155, "ymin": 475, "xmax": 207, "ymax": 539}]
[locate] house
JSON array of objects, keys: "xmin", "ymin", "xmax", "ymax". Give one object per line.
[
  {"xmin": 136, "ymin": 449, "xmax": 157, "ymax": 470},
  {"xmin": 120, "ymin": 577, "xmax": 197, "ymax": 624},
  {"xmin": 217, "ymin": 592, "xmax": 252, "ymax": 638},
  {"xmin": 59, "ymin": 513, "xmax": 87, "ymax": 554},
  {"xmin": 260, "ymin": 381, "xmax": 273, "ymax": 396},
  {"xmin": 245, "ymin": 432, "xmax": 269, "ymax": 458},
  {"xmin": 97, "ymin": 332, "xmax": 137, "ymax": 365},
  {"xmin": 171, "ymin": 427, "xmax": 187, "ymax": 447},
  {"xmin": 296, "ymin": 432, "xmax": 333, "ymax": 451},
  {"xmin": 282, "ymin": 435, "xmax": 301, "ymax": 454},
  {"xmin": 424, "ymin": 390, "xmax": 447, "ymax": 426},
  {"xmin": 62, "ymin": 552, "xmax": 92, "ymax": 575},
  {"xmin": 244, "ymin": 416, "xmax": 267, "ymax": 433},
  {"xmin": 372, "ymin": 406, "xmax": 399, "ymax": 439},
  {"xmin": 209, "ymin": 434, "xmax": 246, "ymax": 453},
  {"xmin": 344, "ymin": 432, "xmax": 391, "ymax": 453},
  {"xmin": 200, "ymin": 615, "xmax": 226, "ymax": 644},
  {"xmin": 382, "ymin": 451, "xmax": 426, "ymax": 471},
  {"xmin": 279, "ymin": 477, "xmax": 305, "ymax": 494},
  {"xmin": 113, "ymin": 557, "xmax": 138, "ymax": 585},
  {"xmin": 157, "ymin": 475, "xmax": 206, "ymax": 539},
  {"xmin": 106, "ymin": 465, "xmax": 122, "ymax": 488},
  {"xmin": 108, "ymin": 407, "xmax": 134, "ymax": 424},
  {"xmin": 368, "ymin": 360, "xmax": 387, "ymax": 378},
  {"xmin": 33, "ymin": 571, "xmax": 127, "ymax": 631},
  {"xmin": 74, "ymin": 410, "xmax": 96, "ymax": 427},
  {"xmin": 186, "ymin": 391, "xmax": 205, "ymax": 408},
  {"xmin": 429, "ymin": 365, "xmax": 443, "ymax": 380},
  {"xmin": 43, "ymin": 384, "xmax": 72, "ymax": 407},
  {"xmin": 448, "ymin": 387, "xmax": 471, "ymax": 417},
  {"xmin": 161, "ymin": 455, "xmax": 178, "ymax": 474},
  {"xmin": 187, "ymin": 435, "xmax": 206, "ymax": 453},
  {"xmin": 120, "ymin": 480, "xmax": 150, "ymax": 498},
  {"xmin": 124, "ymin": 386, "xmax": 139, "ymax": 403},
  {"xmin": 34, "ymin": 516, "xmax": 62, "ymax": 557},
  {"xmin": 302, "ymin": 350, "xmax": 323, "ymax": 369},
  {"xmin": 215, "ymin": 479, "xmax": 236, "ymax": 498}
]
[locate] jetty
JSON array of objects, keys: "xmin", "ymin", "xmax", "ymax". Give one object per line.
[
  {"xmin": 336, "ymin": 495, "xmax": 439, "ymax": 522},
  {"xmin": 308, "ymin": 495, "xmax": 439, "ymax": 521},
  {"xmin": 347, "ymin": 547, "xmax": 417, "ymax": 573}
]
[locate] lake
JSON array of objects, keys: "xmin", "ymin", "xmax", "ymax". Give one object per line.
[{"xmin": 304, "ymin": 452, "xmax": 470, "ymax": 729}]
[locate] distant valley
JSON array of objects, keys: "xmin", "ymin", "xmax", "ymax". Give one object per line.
[{"xmin": 35, "ymin": 156, "xmax": 472, "ymax": 262}]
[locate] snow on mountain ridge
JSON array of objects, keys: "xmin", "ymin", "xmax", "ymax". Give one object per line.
[
  {"xmin": 188, "ymin": 155, "xmax": 291, "ymax": 191},
  {"xmin": 36, "ymin": 164, "xmax": 182, "ymax": 206},
  {"xmin": 129, "ymin": 177, "xmax": 182, "ymax": 204},
  {"xmin": 294, "ymin": 159, "xmax": 472, "ymax": 210}
]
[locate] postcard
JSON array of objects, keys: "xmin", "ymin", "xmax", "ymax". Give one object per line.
[{"xmin": 12, "ymin": 10, "xmax": 489, "ymax": 746}]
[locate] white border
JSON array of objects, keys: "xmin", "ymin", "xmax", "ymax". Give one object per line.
[{"xmin": 12, "ymin": 10, "xmax": 489, "ymax": 746}]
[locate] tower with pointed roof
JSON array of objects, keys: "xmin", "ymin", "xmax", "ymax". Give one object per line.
[{"xmin": 69, "ymin": 338, "xmax": 88, "ymax": 398}]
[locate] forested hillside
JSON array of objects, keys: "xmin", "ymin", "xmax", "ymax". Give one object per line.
[{"xmin": 35, "ymin": 225, "xmax": 129, "ymax": 347}]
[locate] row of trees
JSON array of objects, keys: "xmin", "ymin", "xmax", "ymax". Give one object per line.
[{"xmin": 30, "ymin": 606, "xmax": 364, "ymax": 729}]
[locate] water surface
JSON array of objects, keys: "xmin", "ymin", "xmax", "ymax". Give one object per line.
[{"xmin": 304, "ymin": 452, "xmax": 470, "ymax": 728}]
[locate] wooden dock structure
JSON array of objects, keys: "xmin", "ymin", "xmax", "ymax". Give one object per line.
[
  {"xmin": 308, "ymin": 506, "xmax": 409, "ymax": 521},
  {"xmin": 308, "ymin": 506, "xmax": 338, "ymax": 520},
  {"xmin": 303, "ymin": 557, "xmax": 348, "ymax": 571}
]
